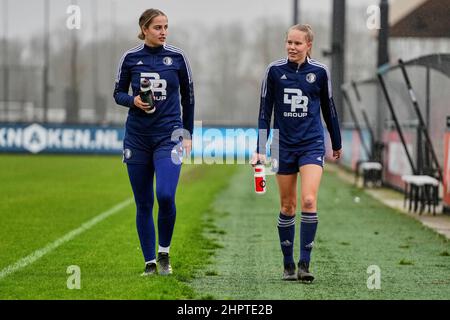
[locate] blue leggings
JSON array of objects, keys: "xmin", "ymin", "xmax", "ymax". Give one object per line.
[{"xmin": 127, "ymin": 158, "xmax": 181, "ymax": 262}]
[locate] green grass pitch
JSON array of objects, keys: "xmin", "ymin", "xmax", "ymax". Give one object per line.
[{"xmin": 0, "ymin": 154, "xmax": 449, "ymax": 299}]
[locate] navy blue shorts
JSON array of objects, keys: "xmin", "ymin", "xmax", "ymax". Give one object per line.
[
  {"xmin": 122, "ymin": 132, "xmax": 183, "ymax": 165},
  {"xmin": 272, "ymin": 148, "xmax": 325, "ymax": 175}
]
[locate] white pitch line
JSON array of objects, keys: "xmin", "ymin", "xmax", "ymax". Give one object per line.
[{"xmin": 0, "ymin": 197, "xmax": 134, "ymax": 281}]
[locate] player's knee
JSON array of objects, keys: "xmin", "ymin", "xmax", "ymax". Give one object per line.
[
  {"xmin": 157, "ymin": 191, "xmax": 175, "ymax": 207},
  {"xmin": 281, "ymin": 202, "xmax": 297, "ymax": 216},
  {"xmin": 136, "ymin": 201, "xmax": 153, "ymax": 215},
  {"xmin": 302, "ymin": 195, "xmax": 316, "ymax": 210}
]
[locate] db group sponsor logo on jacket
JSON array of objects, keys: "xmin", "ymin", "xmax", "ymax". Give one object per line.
[
  {"xmin": 0, "ymin": 123, "xmax": 124, "ymax": 154},
  {"xmin": 283, "ymin": 88, "xmax": 308, "ymax": 118}
]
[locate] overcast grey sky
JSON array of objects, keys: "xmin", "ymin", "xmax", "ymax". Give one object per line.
[{"xmin": 2, "ymin": 0, "xmax": 379, "ymax": 42}]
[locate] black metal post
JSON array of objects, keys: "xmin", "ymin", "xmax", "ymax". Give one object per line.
[
  {"xmin": 111, "ymin": 0, "xmax": 117, "ymax": 91},
  {"xmin": 3, "ymin": 0, "xmax": 9, "ymax": 120},
  {"xmin": 330, "ymin": 0, "xmax": 346, "ymax": 119},
  {"xmin": 417, "ymin": 123, "xmax": 423, "ymax": 174},
  {"xmin": 425, "ymin": 66, "xmax": 431, "ymax": 171},
  {"xmin": 342, "ymin": 86, "xmax": 371, "ymax": 160},
  {"xmin": 377, "ymin": 73, "xmax": 417, "ymax": 175},
  {"xmin": 376, "ymin": 0, "xmax": 389, "ymax": 141},
  {"xmin": 352, "ymin": 81, "xmax": 376, "ymax": 159},
  {"xmin": 378, "ymin": 0, "xmax": 389, "ymax": 67},
  {"xmin": 398, "ymin": 59, "xmax": 443, "ymax": 182},
  {"xmin": 293, "ymin": 0, "xmax": 299, "ymax": 25},
  {"xmin": 92, "ymin": 0, "xmax": 101, "ymax": 123},
  {"xmin": 67, "ymin": 0, "xmax": 79, "ymax": 124},
  {"xmin": 43, "ymin": 0, "xmax": 50, "ymax": 123}
]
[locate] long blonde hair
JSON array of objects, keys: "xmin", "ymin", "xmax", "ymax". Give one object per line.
[
  {"xmin": 138, "ymin": 9, "xmax": 167, "ymax": 40},
  {"xmin": 286, "ymin": 24, "xmax": 314, "ymax": 57}
]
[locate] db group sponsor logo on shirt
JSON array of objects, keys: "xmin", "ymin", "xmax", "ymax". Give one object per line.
[{"xmin": 283, "ymin": 88, "xmax": 308, "ymax": 118}]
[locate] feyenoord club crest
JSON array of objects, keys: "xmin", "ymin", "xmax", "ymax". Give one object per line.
[
  {"xmin": 306, "ymin": 73, "xmax": 316, "ymax": 83},
  {"xmin": 163, "ymin": 57, "xmax": 173, "ymax": 66}
]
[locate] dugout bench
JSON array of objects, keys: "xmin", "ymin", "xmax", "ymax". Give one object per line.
[
  {"xmin": 355, "ymin": 161, "xmax": 383, "ymax": 187},
  {"xmin": 401, "ymin": 175, "xmax": 440, "ymax": 215}
]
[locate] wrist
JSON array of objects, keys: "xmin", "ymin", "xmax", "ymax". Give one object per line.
[{"xmin": 131, "ymin": 96, "xmax": 137, "ymax": 108}]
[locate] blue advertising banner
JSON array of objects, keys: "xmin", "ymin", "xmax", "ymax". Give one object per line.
[
  {"xmin": 0, "ymin": 123, "xmax": 337, "ymax": 164},
  {"xmin": 0, "ymin": 123, "xmax": 124, "ymax": 154},
  {"xmin": 0, "ymin": 123, "xmax": 259, "ymax": 159}
]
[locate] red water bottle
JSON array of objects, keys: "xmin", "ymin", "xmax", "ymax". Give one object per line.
[{"xmin": 254, "ymin": 163, "xmax": 266, "ymax": 194}]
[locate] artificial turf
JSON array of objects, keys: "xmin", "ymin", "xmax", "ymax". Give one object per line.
[
  {"xmin": 191, "ymin": 165, "xmax": 450, "ymax": 299},
  {"xmin": 1, "ymin": 155, "xmax": 449, "ymax": 299}
]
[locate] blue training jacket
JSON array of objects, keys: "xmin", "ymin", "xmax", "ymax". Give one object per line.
[
  {"xmin": 114, "ymin": 43, "xmax": 195, "ymax": 136},
  {"xmin": 257, "ymin": 56, "xmax": 341, "ymax": 153}
]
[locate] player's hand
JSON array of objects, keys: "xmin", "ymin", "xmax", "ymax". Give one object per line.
[
  {"xmin": 182, "ymin": 139, "xmax": 192, "ymax": 157},
  {"xmin": 250, "ymin": 153, "xmax": 266, "ymax": 167},
  {"xmin": 133, "ymin": 95, "xmax": 151, "ymax": 112},
  {"xmin": 333, "ymin": 149, "xmax": 342, "ymax": 160}
]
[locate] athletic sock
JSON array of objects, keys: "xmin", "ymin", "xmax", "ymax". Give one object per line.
[
  {"xmin": 277, "ymin": 212, "xmax": 295, "ymax": 266},
  {"xmin": 299, "ymin": 212, "xmax": 318, "ymax": 264},
  {"xmin": 158, "ymin": 245, "xmax": 170, "ymax": 254}
]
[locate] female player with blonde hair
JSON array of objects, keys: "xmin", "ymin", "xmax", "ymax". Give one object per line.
[{"xmin": 252, "ymin": 24, "xmax": 342, "ymax": 282}]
